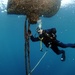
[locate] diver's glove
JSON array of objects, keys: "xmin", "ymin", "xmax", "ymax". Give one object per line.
[{"xmin": 28, "ymin": 30, "xmax": 32, "ymax": 36}]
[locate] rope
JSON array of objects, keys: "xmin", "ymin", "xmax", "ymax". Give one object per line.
[
  {"xmin": 28, "ymin": 50, "xmax": 48, "ymax": 75},
  {"xmin": 27, "ymin": 19, "xmax": 31, "ymax": 75},
  {"xmin": 24, "ymin": 17, "xmax": 28, "ymax": 75},
  {"xmin": 24, "ymin": 17, "xmax": 31, "ymax": 75}
]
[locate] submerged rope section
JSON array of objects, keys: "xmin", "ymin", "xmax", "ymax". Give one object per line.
[
  {"xmin": 28, "ymin": 50, "xmax": 48, "ymax": 75},
  {"xmin": 25, "ymin": 17, "xmax": 31, "ymax": 75}
]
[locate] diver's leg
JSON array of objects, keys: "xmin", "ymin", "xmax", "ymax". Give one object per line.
[
  {"xmin": 51, "ymin": 45, "xmax": 65, "ymax": 61},
  {"xmin": 56, "ymin": 40, "xmax": 75, "ymax": 48},
  {"xmin": 60, "ymin": 50, "xmax": 65, "ymax": 61}
]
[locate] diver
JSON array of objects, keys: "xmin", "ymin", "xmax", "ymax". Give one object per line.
[{"xmin": 28, "ymin": 27, "xmax": 75, "ymax": 61}]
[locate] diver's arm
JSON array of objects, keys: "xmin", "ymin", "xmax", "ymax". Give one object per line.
[
  {"xmin": 30, "ymin": 35, "xmax": 40, "ymax": 42},
  {"xmin": 28, "ymin": 30, "xmax": 40, "ymax": 42}
]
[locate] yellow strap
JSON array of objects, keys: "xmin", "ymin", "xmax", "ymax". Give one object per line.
[{"xmin": 38, "ymin": 37, "xmax": 43, "ymax": 41}]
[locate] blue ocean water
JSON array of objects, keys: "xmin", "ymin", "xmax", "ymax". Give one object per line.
[{"xmin": 0, "ymin": 0, "xmax": 75, "ymax": 75}]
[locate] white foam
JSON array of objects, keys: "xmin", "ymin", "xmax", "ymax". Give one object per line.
[{"xmin": 61, "ymin": 0, "xmax": 75, "ymax": 8}]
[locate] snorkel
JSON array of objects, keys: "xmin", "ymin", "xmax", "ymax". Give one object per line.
[
  {"xmin": 37, "ymin": 19, "xmax": 43, "ymax": 51},
  {"xmin": 36, "ymin": 19, "xmax": 43, "ymax": 33},
  {"xmin": 37, "ymin": 19, "xmax": 43, "ymax": 34},
  {"xmin": 37, "ymin": 19, "xmax": 42, "ymax": 29}
]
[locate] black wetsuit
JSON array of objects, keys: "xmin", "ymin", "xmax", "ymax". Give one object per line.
[{"xmin": 30, "ymin": 28, "xmax": 75, "ymax": 55}]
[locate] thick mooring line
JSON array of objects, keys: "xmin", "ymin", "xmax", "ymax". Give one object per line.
[{"xmin": 24, "ymin": 17, "xmax": 31, "ymax": 75}]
